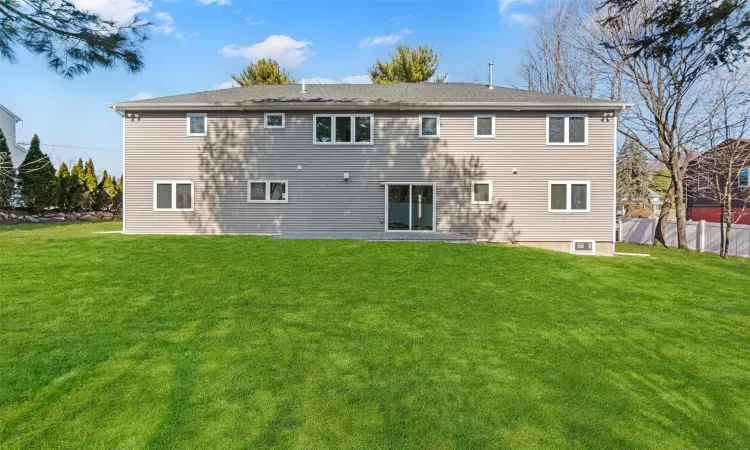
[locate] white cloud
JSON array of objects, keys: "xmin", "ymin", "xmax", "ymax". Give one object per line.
[
  {"xmin": 306, "ymin": 77, "xmax": 337, "ymax": 84},
  {"xmin": 175, "ymin": 32, "xmax": 199, "ymax": 40},
  {"xmin": 246, "ymin": 16, "xmax": 264, "ymax": 25},
  {"xmin": 306, "ymin": 75, "xmax": 372, "ymax": 85},
  {"xmin": 197, "ymin": 0, "xmax": 231, "ymax": 5},
  {"xmin": 71, "ymin": 0, "xmax": 151, "ymax": 24},
  {"xmin": 359, "ymin": 29, "xmax": 413, "ymax": 48},
  {"xmin": 497, "ymin": 0, "xmax": 535, "ymax": 13},
  {"xmin": 219, "ymin": 35, "xmax": 312, "ymax": 68},
  {"xmin": 153, "ymin": 12, "xmax": 176, "ymax": 35},
  {"xmin": 212, "ymin": 81, "xmax": 237, "ymax": 90},
  {"xmin": 340, "ymin": 75, "xmax": 371, "ymax": 84},
  {"xmin": 388, "ymin": 15, "xmax": 412, "ymax": 25},
  {"xmin": 129, "ymin": 92, "xmax": 155, "ymax": 101},
  {"xmin": 508, "ymin": 13, "xmax": 537, "ymax": 26}
]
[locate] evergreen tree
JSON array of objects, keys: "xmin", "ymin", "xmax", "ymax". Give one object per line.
[
  {"xmin": 83, "ymin": 158, "xmax": 98, "ymax": 210},
  {"xmin": 56, "ymin": 162, "xmax": 73, "ymax": 212},
  {"xmin": 69, "ymin": 158, "xmax": 85, "ymax": 211},
  {"xmin": 18, "ymin": 134, "xmax": 57, "ymax": 213},
  {"xmin": 113, "ymin": 175, "xmax": 123, "ymax": 213},
  {"xmin": 0, "ymin": 129, "xmax": 15, "ymax": 208},
  {"xmin": 616, "ymin": 139, "xmax": 651, "ymax": 214},
  {"xmin": 231, "ymin": 58, "xmax": 296, "ymax": 86},
  {"xmin": 95, "ymin": 169, "xmax": 116, "ymax": 211},
  {"xmin": 368, "ymin": 45, "xmax": 448, "ymax": 84},
  {"xmin": 0, "ymin": 0, "xmax": 149, "ymax": 79}
]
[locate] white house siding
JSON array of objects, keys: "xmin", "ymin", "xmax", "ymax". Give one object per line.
[{"xmin": 123, "ymin": 110, "xmax": 616, "ymax": 253}]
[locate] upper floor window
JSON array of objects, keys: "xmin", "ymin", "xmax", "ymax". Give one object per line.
[
  {"xmin": 474, "ymin": 115, "xmax": 495, "ymax": 138},
  {"xmin": 154, "ymin": 181, "xmax": 194, "ymax": 211},
  {"xmin": 187, "ymin": 113, "xmax": 206, "ymax": 136},
  {"xmin": 547, "ymin": 114, "xmax": 587, "ymax": 145},
  {"xmin": 265, "ymin": 113, "xmax": 285, "ymax": 129},
  {"xmin": 314, "ymin": 114, "xmax": 373, "ymax": 144},
  {"xmin": 549, "ymin": 181, "xmax": 590, "ymax": 212},
  {"xmin": 699, "ymin": 172, "xmax": 710, "ymax": 189},
  {"xmin": 419, "ymin": 115, "xmax": 440, "ymax": 138},
  {"xmin": 739, "ymin": 168, "xmax": 749, "ymax": 187}
]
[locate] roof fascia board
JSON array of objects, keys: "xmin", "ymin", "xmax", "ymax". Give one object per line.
[{"xmin": 108, "ymin": 102, "xmax": 634, "ymax": 112}]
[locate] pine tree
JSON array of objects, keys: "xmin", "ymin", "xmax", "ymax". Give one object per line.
[
  {"xmin": 83, "ymin": 158, "xmax": 98, "ymax": 210},
  {"xmin": 95, "ymin": 169, "xmax": 116, "ymax": 211},
  {"xmin": 113, "ymin": 175, "xmax": 123, "ymax": 213},
  {"xmin": 231, "ymin": 58, "xmax": 296, "ymax": 86},
  {"xmin": 0, "ymin": 129, "xmax": 15, "ymax": 208},
  {"xmin": 18, "ymin": 134, "xmax": 57, "ymax": 213},
  {"xmin": 69, "ymin": 158, "xmax": 85, "ymax": 211},
  {"xmin": 56, "ymin": 162, "xmax": 73, "ymax": 212}
]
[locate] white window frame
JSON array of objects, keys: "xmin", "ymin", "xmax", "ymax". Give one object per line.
[
  {"xmin": 247, "ymin": 180, "xmax": 289, "ymax": 203},
  {"xmin": 313, "ymin": 114, "xmax": 374, "ymax": 145},
  {"xmin": 383, "ymin": 182, "xmax": 437, "ymax": 233},
  {"xmin": 153, "ymin": 181, "xmax": 194, "ymax": 212},
  {"xmin": 471, "ymin": 181, "xmax": 493, "ymax": 205},
  {"xmin": 474, "ymin": 114, "xmax": 495, "ymax": 138},
  {"xmin": 738, "ymin": 168, "xmax": 749, "ymax": 187},
  {"xmin": 571, "ymin": 240, "xmax": 596, "ymax": 255},
  {"xmin": 264, "ymin": 112, "xmax": 285, "ymax": 129},
  {"xmin": 546, "ymin": 114, "xmax": 588, "ymax": 145},
  {"xmin": 698, "ymin": 172, "xmax": 710, "ymax": 188},
  {"xmin": 186, "ymin": 113, "xmax": 207, "ymax": 137},
  {"xmin": 419, "ymin": 114, "xmax": 440, "ymax": 138},
  {"xmin": 548, "ymin": 181, "xmax": 591, "ymax": 213}
]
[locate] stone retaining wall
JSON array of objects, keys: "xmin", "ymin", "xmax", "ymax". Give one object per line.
[{"xmin": 0, "ymin": 211, "xmax": 121, "ymax": 225}]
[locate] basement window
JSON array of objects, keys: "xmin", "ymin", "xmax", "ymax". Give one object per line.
[{"xmin": 571, "ymin": 240, "xmax": 596, "ymax": 255}]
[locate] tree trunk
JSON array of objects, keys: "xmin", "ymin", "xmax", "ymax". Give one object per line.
[
  {"xmin": 725, "ymin": 220, "xmax": 732, "ymax": 258},
  {"xmin": 719, "ymin": 205, "xmax": 726, "ymax": 257},
  {"xmin": 672, "ymin": 176, "xmax": 688, "ymax": 249},
  {"xmin": 655, "ymin": 183, "xmax": 674, "ymax": 247}
]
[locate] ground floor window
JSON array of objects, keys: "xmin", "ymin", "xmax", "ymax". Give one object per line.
[
  {"xmin": 248, "ymin": 181, "xmax": 288, "ymax": 203},
  {"xmin": 549, "ymin": 181, "xmax": 590, "ymax": 212},
  {"xmin": 472, "ymin": 181, "xmax": 493, "ymax": 204},
  {"xmin": 386, "ymin": 183, "xmax": 435, "ymax": 231},
  {"xmin": 154, "ymin": 181, "xmax": 194, "ymax": 211}
]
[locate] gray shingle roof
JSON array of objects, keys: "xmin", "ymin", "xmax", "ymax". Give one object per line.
[{"xmin": 114, "ymin": 83, "xmax": 623, "ymax": 107}]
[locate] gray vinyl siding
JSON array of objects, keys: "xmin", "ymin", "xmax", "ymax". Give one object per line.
[{"xmin": 124, "ymin": 110, "xmax": 616, "ymax": 243}]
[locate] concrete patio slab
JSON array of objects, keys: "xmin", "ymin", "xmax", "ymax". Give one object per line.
[{"xmin": 273, "ymin": 231, "xmax": 475, "ymax": 244}]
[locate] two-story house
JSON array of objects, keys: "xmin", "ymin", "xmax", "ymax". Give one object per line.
[
  {"xmin": 0, "ymin": 104, "xmax": 26, "ymax": 166},
  {"xmin": 108, "ymin": 83, "xmax": 628, "ymax": 255}
]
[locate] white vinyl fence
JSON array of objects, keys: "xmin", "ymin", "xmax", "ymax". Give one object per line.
[{"xmin": 619, "ymin": 218, "xmax": 750, "ymax": 258}]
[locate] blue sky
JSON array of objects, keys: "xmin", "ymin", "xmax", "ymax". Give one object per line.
[{"xmin": 0, "ymin": 0, "xmax": 539, "ymax": 176}]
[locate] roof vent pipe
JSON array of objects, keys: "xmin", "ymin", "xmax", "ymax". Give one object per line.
[
  {"xmin": 489, "ymin": 62, "xmax": 494, "ymax": 89},
  {"xmin": 301, "ymin": 78, "xmax": 306, "ymax": 93}
]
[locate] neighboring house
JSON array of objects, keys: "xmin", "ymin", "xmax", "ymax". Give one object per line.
[
  {"xmin": 0, "ymin": 104, "xmax": 26, "ymax": 166},
  {"xmin": 686, "ymin": 139, "xmax": 750, "ymax": 225},
  {"xmin": 108, "ymin": 83, "xmax": 629, "ymax": 255}
]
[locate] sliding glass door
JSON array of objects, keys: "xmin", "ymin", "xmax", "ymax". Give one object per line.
[{"xmin": 387, "ymin": 184, "xmax": 435, "ymax": 231}]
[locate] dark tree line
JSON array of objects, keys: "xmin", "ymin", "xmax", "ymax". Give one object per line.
[{"xmin": 0, "ymin": 131, "xmax": 121, "ymax": 213}]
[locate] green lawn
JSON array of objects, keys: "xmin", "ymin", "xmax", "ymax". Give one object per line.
[{"xmin": 1, "ymin": 222, "xmax": 749, "ymax": 449}]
